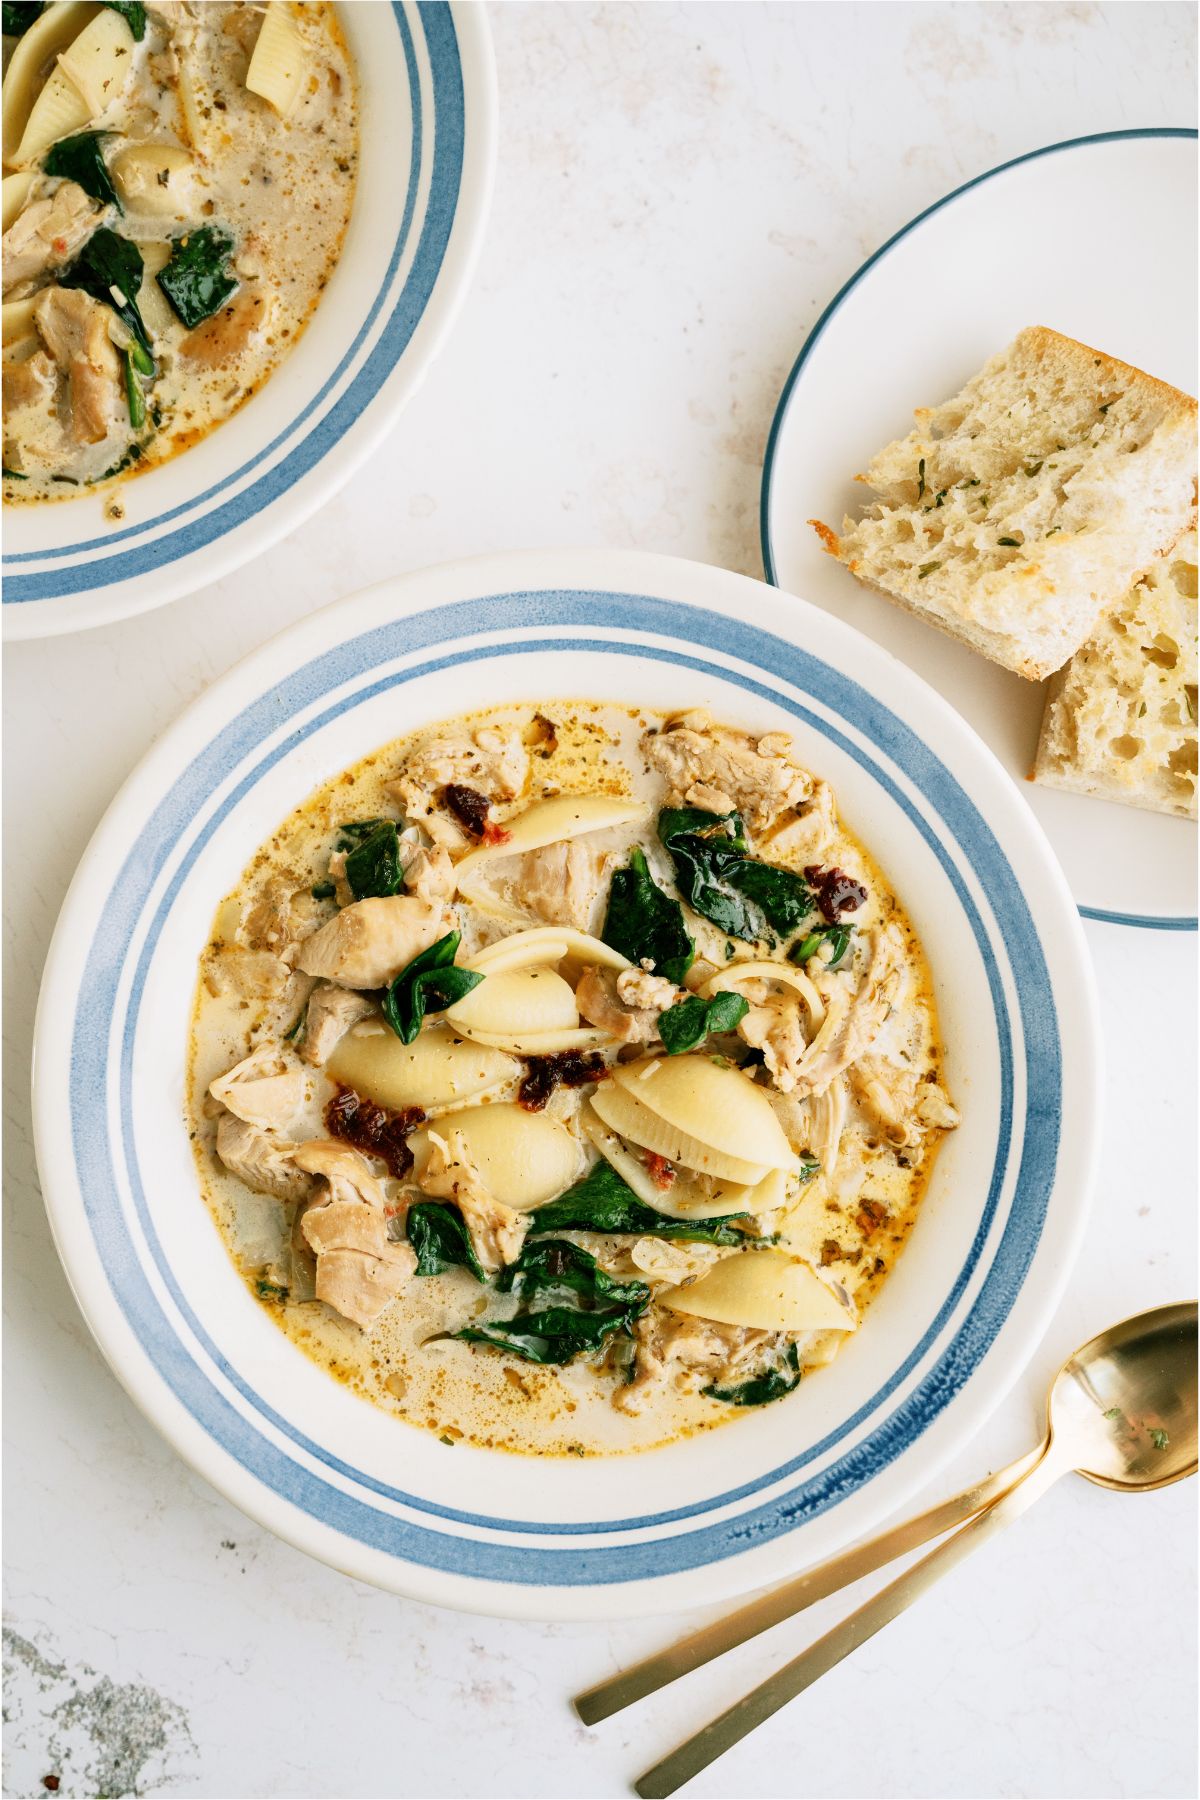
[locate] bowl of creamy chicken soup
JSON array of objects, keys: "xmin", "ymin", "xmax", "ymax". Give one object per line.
[
  {"xmin": 32, "ymin": 550, "xmax": 1099, "ymax": 1615},
  {"xmin": 2, "ymin": 2, "xmax": 495, "ymax": 635}
]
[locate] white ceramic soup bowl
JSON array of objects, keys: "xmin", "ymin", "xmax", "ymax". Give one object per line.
[
  {"xmin": 32, "ymin": 549, "xmax": 1099, "ymax": 1618},
  {"xmin": 3, "ymin": 2, "xmax": 496, "ymax": 639}
]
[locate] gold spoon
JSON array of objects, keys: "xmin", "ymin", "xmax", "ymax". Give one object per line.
[{"xmin": 616, "ymin": 1300, "xmax": 1196, "ymax": 1798}]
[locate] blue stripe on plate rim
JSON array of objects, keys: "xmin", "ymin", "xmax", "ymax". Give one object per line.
[
  {"xmin": 5, "ymin": 1, "xmax": 464, "ymax": 603},
  {"xmin": 66, "ymin": 592, "xmax": 1061, "ymax": 1586},
  {"xmin": 759, "ymin": 127, "xmax": 1200, "ymax": 936}
]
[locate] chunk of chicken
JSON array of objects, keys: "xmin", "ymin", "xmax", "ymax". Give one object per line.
[
  {"xmin": 209, "ymin": 1046, "xmax": 306, "ymax": 1129},
  {"xmin": 215, "ymin": 1112, "xmax": 313, "ymax": 1204},
  {"xmin": 614, "ymin": 966, "xmax": 678, "ymax": 1013},
  {"xmin": 180, "ymin": 283, "xmax": 274, "ymax": 368},
  {"xmin": 504, "ymin": 839, "xmax": 610, "ymax": 931},
  {"xmin": 2, "ymin": 183, "xmax": 103, "ymax": 296},
  {"xmin": 241, "ymin": 874, "xmax": 324, "ymax": 963},
  {"xmin": 613, "ymin": 1311, "xmax": 770, "ymax": 1416},
  {"xmin": 786, "ymin": 926, "xmax": 906, "ymax": 1098},
  {"xmin": 201, "ymin": 944, "xmax": 292, "ymax": 1000},
  {"xmin": 416, "ymin": 1127, "xmax": 528, "ymax": 1273},
  {"xmin": 397, "ymin": 841, "xmax": 455, "ymax": 906},
  {"xmin": 296, "ymin": 895, "xmax": 445, "ymax": 990},
  {"xmin": 389, "ymin": 725, "xmax": 529, "ymax": 849},
  {"xmin": 575, "ymin": 966, "xmax": 659, "ymax": 1045},
  {"xmin": 300, "ymin": 982, "xmax": 375, "ymax": 1067},
  {"xmin": 2, "ymin": 350, "xmax": 56, "ymax": 414},
  {"xmin": 34, "ymin": 286, "xmax": 121, "ymax": 445},
  {"xmin": 293, "ymin": 1138, "xmax": 416, "ymax": 1328},
  {"xmin": 759, "ymin": 780, "xmax": 838, "ymax": 863},
  {"xmin": 642, "ymin": 711, "xmax": 815, "ymax": 836},
  {"xmin": 738, "ymin": 1000, "xmax": 809, "ymax": 1093}
]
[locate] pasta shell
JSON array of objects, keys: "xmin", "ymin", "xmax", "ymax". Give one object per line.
[
  {"xmin": 2, "ymin": 1, "xmax": 96, "ymax": 166},
  {"xmin": 56, "ymin": 6, "xmax": 136, "ymax": 116},
  {"xmin": 467, "ymin": 926, "xmax": 631, "ymax": 976},
  {"xmin": 245, "ymin": 1, "xmax": 309, "ymax": 119},
  {"xmin": 454, "ymin": 797, "xmax": 646, "ymax": 896},
  {"xmin": 412, "ymin": 1104, "xmax": 581, "ymax": 1209},
  {"xmin": 10, "ymin": 64, "xmax": 91, "ymax": 166},
  {"xmin": 580, "ymin": 1107, "xmax": 760, "ymax": 1218},
  {"xmin": 326, "ymin": 1024, "xmax": 517, "ymax": 1112},
  {"xmin": 444, "ymin": 967, "xmax": 579, "ymax": 1036},
  {"xmin": 661, "ymin": 1251, "xmax": 857, "ymax": 1333},
  {"xmin": 611, "ymin": 1057, "xmax": 803, "ymax": 1175},
  {"xmin": 135, "ymin": 238, "xmax": 175, "ymax": 338},
  {"xmin": 456, "ymin": 1026, "xmax": 612, "ymax": 1056},
  {"xmin": 1, "ymin": 170, "xmax": 36, "ymax": 232},
  {"xmin": 111, "ymin": 143, "xmax": 197, "ymax": 218},
  {"xmin": 590, "ymin": 1080, "xmax": 769, "ymax": 1186}
]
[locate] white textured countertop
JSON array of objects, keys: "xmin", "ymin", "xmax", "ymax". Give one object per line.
[{"xmin": 3, "ymin": 5, "xmax": 1196, "ymax": 1797}]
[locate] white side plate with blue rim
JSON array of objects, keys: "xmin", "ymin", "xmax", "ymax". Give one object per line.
[
  {"xmin": 762, "ymin": 130, "xmax": 1198, "ymax": 933},
  {"xmin": 3, "ymin": 2, "xmax": 496, "ymax": 641},
  {"xmin": 32, "ymin": 549, "xmax": 1100, "ymax": 1619}
]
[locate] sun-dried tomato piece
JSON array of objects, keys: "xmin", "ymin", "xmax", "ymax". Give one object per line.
[
  {"xmin": 442, "ymin": 783, "xmax": 511, "ymax": 846},
  {"xmin": 325, "ymin": 1088, "xmax": 424, "ymax": 1179},
  {"xmin": 518, "ymin": 1050, "xmax": 608, "ymax": 1111},
  {"xmin": 644, "ymin": 1151, "xmax": 676, "ymax": 1190},
  {"xmin": 804, "ymin": 863, "xmax": 868, "ymax": 923}
]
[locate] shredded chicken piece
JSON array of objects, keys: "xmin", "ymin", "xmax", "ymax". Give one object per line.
[
  {"xmin": 786, "ymin": 926, "xmax": 906, "ymax": 1097},
  {"xmin": 738, "ymin": 1000, "xmax": 809, "ymax": 1092},
  {"xmin": 300, "ymin": 982, "xmax": 374, "ymax": 1067},
  {"xmin": 180, "ymin": 283, "xmax": 276, "ymax": 368},
  {"xmin": 415, "ymin": 1128, "xmax": 529, "ymax": 1273},
  {"xmin": 398, "ymin": 841, "xmax": 455, "ymax": 905},
  {"xmin": 917, "ymin": 1083, "xmax": 960, "ymax": 1131},
  {"xmin": 615, "ymin": 966, "xmax": 678, "ymax": 1012},
  {"xmin": 613, "ymin": 1312, "xmax": 770, "ymax": 1416},
  {"xmin": 507, "ymin": 839, "xmax": 609, "ymax": 931},
  {"xmin": 33, "ymin": 287, "xmax": 119, "ymax": 445},
  {"xmin": 575, "ymin": 966, "xmax": 659, "ymax": 1044},
  {"xmin": 389, "ymin": 725, "xmax": 529, "ymax": 848},
  {"xmin": 2, "ymin": 184, "xmax": 103, "ymax": 296},
  {"xmin": 209, "ymin": 1046, "xmax": 305, "ymax": 1129},
  {"xmin": 201, "ymin": 944, "xmax": 292, "ymax": 1000},
  {"xmin": 642, "ymin": 710, "xmax": 815, "ymax": 835},
  {"xmin": 293, "ymin": 1139, "xmax": 416, "ymax": 1328},
  {"xmin": 240, "ymin": 874, "xmax": 323, "ymax": 963},
  {"xmin": 215, "ymin": 1112, "xmax": 313, "ymax": 1204},
  {"xmin": 759, "ymin": 780, "xmax": 838, "ymax": 862},
  {"xmin": 296, "ymin": 895, "xmax": 445, "ymax": 989}
]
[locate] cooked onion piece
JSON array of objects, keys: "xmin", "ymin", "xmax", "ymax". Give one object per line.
[
  {"xmin": 412, "ymin": 1104, "xmax": 581, "ymax": 1209},
  {"xmin": 699, "ymin": 960, "xmax": 826, "ymax": 1029},
  {"xmin": 445, "ymin": 967, "xmax": 579, "ymax": 1037},
  {"xmin": 454, "ymin": 796, "xmax": 646, "ymax": 899},
  {"xmin": 661, "ymin": 1250, "xmax": 857, "ymax": 1333},
  {"xmin": 327, "ymin": 1024, "xmax": 517, "ymax": 1112},
  {"xmin": 466, "ymin": 925, "xmax": 631, "ymax": 976},
  {"xmin": 2, "ymin": 1, "xmax": 96, "ymax": 165},
  {"xmin": 580, "ymin": 1107, "xmax": 765, "ymax": 1219},
  {"xmin": 246, "ymin": 1, "xmax": 310, "ymax": 119},
  {"xmin": 56, "ymin": 5, "xmax": 137, "ymax": 116},
  {"xmin": 610, "ymin": 1057, "xmax": 804, "ymax": 1175},
  {"xmin": 590, "ymin": 1079, "xmax": 769, "ymax": 1186}
]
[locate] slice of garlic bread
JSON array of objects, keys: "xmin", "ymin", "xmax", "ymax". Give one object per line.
[
  {"xmin": 1033, "ymin": 530, "xmax": 1197, "ymax": 819},
  {"xmin": 811, "ymin": 327, "xmax": 1197, "ymax": 680}
]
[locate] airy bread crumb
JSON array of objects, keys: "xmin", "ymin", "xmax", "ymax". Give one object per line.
[
  {"xmin": 1033, "ymin": 530, "xmax": 1197, "ymax": 819},
  {"xmin": 811, "ymin": 327, "xmax": 1197, "ymax": 680}
]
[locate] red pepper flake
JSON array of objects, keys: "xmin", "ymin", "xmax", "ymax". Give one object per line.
[
  {"xmin": 804, "ymin": 864, "xmax": 868, "ymax": 923},
  {"xmin": 43, "ymin": 1781, "xmax": 61, "ymax": 1794},
  {"xmin": 518, "ymin": 1050, "xmax": 608, "ymax": 1111},
  {"xmin": 644, "ymin": 1152, "xmax": 676, "ymax": 1190},
  {"xmin": 325, "ymin": 1088, "xmax": 424, "ymax": 1178},
  {"xmin": 52, "ymin": 237, "xmax": 67, "ymax": 254},
  {"xmin": 442, "ymin": 783, "xmax": 511, "ymax": 846}
]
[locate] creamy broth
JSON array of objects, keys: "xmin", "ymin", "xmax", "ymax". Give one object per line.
[
  {"xmin": 188, "ymin": 704, "xmax": 959, "ymax": 1457},
  {"xmin": 2, "ymin": 1, "xmax": 356, "ymax": 505}
]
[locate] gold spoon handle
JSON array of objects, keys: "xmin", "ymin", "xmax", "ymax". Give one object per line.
[
  {"xmin": 574, "ymin": 1438, "xmax": 1047, "ymax": 1726},
  {"xmin": 634, "ymin": 1449, "xmax": 1068, "ymax": 1799}
]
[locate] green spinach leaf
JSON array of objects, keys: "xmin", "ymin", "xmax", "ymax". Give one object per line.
[
  {"xmin": 658, "ymin": 989, "xmax": 749, "ymax": 1056},
  {"xmin": 456, "ymin": 1305, "xmax": 643, "ymax": 1366},
  {"xmin": 382, "ymin": 931, "xmax": 484, "ymax": 1044},
  {"xmin": 122, "ymin": 346, "xmax": 145, "ymax": 428},
  {"xmin": 2, "ymin": 2, "xmax": 45, "ymax": 37},
  {"xmin": 407, "ymin": 1202, "xmax": 485, "ymax": 1282},
  {"xmin": 157, "ymin": 225, "xmax": 239, "ymax": 329},
  {"xmin": 658, "ymin": 808, "xmax": 812, "ymax": 944},
  {"xmin": 101, "ymin": 0, "xmax": 146, "ymax": 37},
  {"xmin": 497, "ymin": 1238, "xmax": 650, "ymax": 1310},
  {"xmin": 345, "ymin": 821, "xmax": 403, "ymax": 900},
  {"xmin": 789, "ymin": 923, "xmax": 853, "ymax": 969},
  {"xmin": 43, "ymin": 130, "xmax": 121, "ymax": 211},
  {"xmin": 62, "ymin": 228, "xmax": 154, "ymax": 369},
  {"xmin": 529, "ymin": 1160, "xmax": 751, "ymax": 1245},
  {"xmin": 704, "ymin": 1341, "xmax": 801, "ymax": 1407},
  {"xmin": 601, "ymin": 845, "xmax": 694, "ymax": 983}
]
